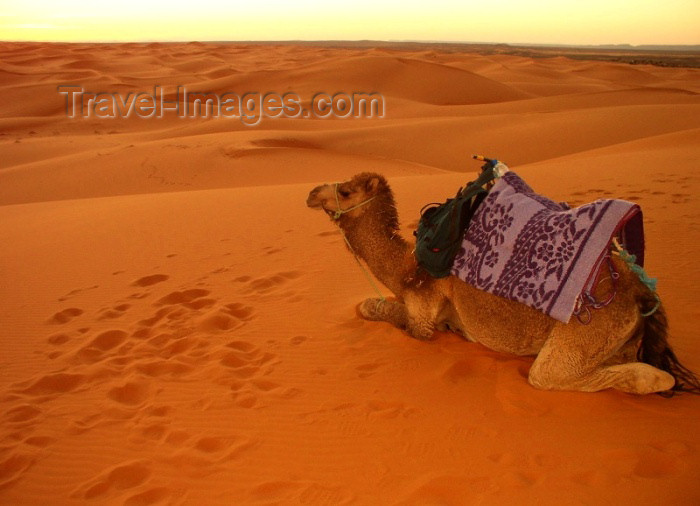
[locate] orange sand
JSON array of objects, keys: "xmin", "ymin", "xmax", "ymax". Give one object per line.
[{"xmin": 1, "ymin": 42, "xmax": 699, "ymax": 505}]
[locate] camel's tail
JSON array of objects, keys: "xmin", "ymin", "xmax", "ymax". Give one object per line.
[{"xmin": 637, "ymin": 293, "xmax": 700, "ymax": 396}]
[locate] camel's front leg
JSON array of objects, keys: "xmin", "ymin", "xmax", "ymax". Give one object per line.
[
  {"xmin": 358, "ymin": 298, "xmax": 409, "ymax": 330},
  {"xmin": 401, "ymin": 291, "xmax": 443, "ymax": 341},
  {"xmin": 358, "ymin": 297, "xmax": 435, "ymax": 341}
]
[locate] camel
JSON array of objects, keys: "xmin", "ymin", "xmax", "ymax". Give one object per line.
[{"xmin": 306, "ymin": 172, "xmax": 700, "ymax": 395}]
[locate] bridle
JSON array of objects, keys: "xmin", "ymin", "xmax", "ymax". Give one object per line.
[{"xmin": 327, "ymin": 183, "xmax": 376, "ymax": 221}]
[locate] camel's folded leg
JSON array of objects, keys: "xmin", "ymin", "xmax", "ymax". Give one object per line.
[
  {"xmin": 528, "ymin": 323, "xmax": 675, "ymax": 394},
  {"xmin": 357, "ymin": 298, "xmax": 435, "ymax": 341},
  {"xmin": 358, "ymin": 295, "xmax": 439, "ymax": 341},
  {"xmin": 358, "ymin": 298, "xmax": 408, "ymax": 329},
  {"xmin": 531, "ymin": 361, "xmax": 674, "ymax": 394}
]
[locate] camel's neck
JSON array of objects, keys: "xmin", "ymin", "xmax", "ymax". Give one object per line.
[{"xmin": 341, "ymin": 205, "xmax": 411, "ymax": 297}]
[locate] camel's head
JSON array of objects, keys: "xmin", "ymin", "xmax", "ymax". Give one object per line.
[{"xmin": 306, "ymin": 172, "xmax": 388, "ymax": 221}]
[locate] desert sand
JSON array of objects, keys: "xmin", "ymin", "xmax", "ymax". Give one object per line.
[{"xmin": 0, "ymin": 42, "xmax": 699, "ymax": 505}]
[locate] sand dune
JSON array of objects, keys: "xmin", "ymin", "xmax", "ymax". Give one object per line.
[{"xmin": 1, "ymin": 42, "xmax": 699, "ymax": 505}]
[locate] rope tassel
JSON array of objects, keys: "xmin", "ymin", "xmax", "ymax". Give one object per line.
[{"xmin": 613, "ymin": 240, "xmax": 660, "ymax": 317}]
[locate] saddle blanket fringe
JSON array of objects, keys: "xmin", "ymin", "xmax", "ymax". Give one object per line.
[{"xmin": 451, "ymin": 171, "xmax": 644, "ymax": 323}]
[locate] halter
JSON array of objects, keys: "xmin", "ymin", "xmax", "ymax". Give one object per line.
[{"xmin": 329, "ymin": 183, "xmax": 376, "ymax": 221}]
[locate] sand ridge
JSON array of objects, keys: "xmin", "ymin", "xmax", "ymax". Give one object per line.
[{"xmin": 0, "ymin": 42, "xmax": 699, "ymax": 505}]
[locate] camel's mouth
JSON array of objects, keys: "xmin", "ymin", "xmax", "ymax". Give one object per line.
[
  {"xmin": 306, "ymin": 196, "xmax": 324, "ymax": 210},
  {"xmin": 306, "ymin": 185, "xmax": 330, "ymax": 211},
  {"xmin": 306, "ymin": 197, "xmax": 338, "ymax": 221}
]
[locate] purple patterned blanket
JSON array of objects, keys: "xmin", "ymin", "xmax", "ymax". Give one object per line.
[{"xmin": 451, "ymin": 171, "xmax": 644, "ymax": 323}]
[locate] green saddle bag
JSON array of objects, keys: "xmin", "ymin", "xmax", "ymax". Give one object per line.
[{"xmin": 414, "ymin": 160, "xmax": 499, "ymax": 278}]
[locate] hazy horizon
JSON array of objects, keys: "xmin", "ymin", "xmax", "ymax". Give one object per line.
[
  {"xmin": 2, "ymin": 0, "xmax": 698, "ymax": 46},
  {"xmin": 2, "ymin": 39, "xmax": 700, "ymax": 50}
]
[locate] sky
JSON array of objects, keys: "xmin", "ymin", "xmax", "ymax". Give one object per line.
[{"xmin": 1, "ymin": 0, "xmax": 698, "ymax": 45}]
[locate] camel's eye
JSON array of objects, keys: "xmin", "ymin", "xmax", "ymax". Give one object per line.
[{"xmin": 339, "ymin": 190, "xmax": 351, "ymax": 198}]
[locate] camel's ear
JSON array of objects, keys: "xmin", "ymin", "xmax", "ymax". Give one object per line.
[{"xmin": 365, "ymin": 177, "xmax": 380, "ymax": 195}]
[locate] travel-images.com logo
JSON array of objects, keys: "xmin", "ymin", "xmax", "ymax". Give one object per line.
[{"xmin": 57, "ymin": 86, "xmax": 385, "ymax": 126}]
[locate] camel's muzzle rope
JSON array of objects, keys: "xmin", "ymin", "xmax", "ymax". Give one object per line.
[{"xmin": 325, "ymin": 183, "xmax": 386, "ymax": 304}]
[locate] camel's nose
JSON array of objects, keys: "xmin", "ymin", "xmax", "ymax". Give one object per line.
[{"xmin": 306, "ymin": 186, "xmax": 324, "ymax": 208}]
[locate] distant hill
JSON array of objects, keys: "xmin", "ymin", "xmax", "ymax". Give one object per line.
[
  {"xmin": 511, "ymin": 43, "xmax": 700, "ymax": 52},
  {"xmin": 214, "ymin": 40, "xmax": 700, "ymax": 68}
]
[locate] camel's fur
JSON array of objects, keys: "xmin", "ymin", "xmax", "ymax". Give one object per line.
[{"xmin": 307, "ymin": 172, "xmax": 700, "ymax": 395}]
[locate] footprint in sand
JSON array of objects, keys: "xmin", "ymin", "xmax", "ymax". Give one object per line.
[
  {"xmin": 106, "ymin": 381, "xmax": 150, "ymax": 406},
  {"xmin": 355, "ymin": 362, "xmax": 384, "ymax": 379},
  {"xmin": 73, "ymin": 329, "xmax": 129, "ymax": 365},
  {"xmin": 23, "ymin": 435, "xmax": 56, "ymax": 448},
  {"xmin": 123, "ymin": 487, "xmax": 171, "ymax": 506},
  {"xmin": 670, "ymin": 193, "xmax": 691, "ymax": 204},
  {"xmin": 244, "ymin": 271, "xmax": 302, "ymax": 295},
  {"xmin": 217, "ymin": 340, "xmax": 283, "ymax": 407},
  {"xmin": 57, "ymin": 285, "xmax": 99, "ymax": 302},
  {"xmin": 290, "ymin": 335, "xmax": 307, "ymax": 345},
  {"xmin": 131, "ymin": 274, "xmax": 169, "ymax": 287},
  {"xmin": 222, "ymin": 303, "xmax": 254, "ymax": 320},
  {"xmin": 4, "ymin": 404, "xmax": 42, "ymax": 424},
  {"xmin": 186, "ymin": 301, "xmax": 255, "ymax": 334},
  {"xmin": 47, "ymin": 332, "xmax": 71, "ymax": 345},
  {"xmin": 17, "ymin": 372, "xmax": 87, "ymax": 397},
  {"xmin": 193, "ymin": 436, "xmax": 252, "ymax": 460},
  {"xmin": 155, "ymin": 288, "xmax": 210, "ymax": 307},
  {"xmin": 0, "ymin": 452, "xmax": 36, "ymax": 491},
  {"xmin": 137, "ymin": 306, "xmax": 181, "ymax": 327},
  {"xmin": 137, "ymin": 423, "xmax": 167, "ymax": 442},
  {"xmin": 97, "ymin": 303, "xmax": 131, "ymax": 320},
  {"xmin": 365, "ymin": 400, "xmax": 417, "ymax": 420},
  {"xmin": 66, "ymin": 413, "xmax": 103, "ymax": 436},
  {"xmin": 145, "ymin": 404, "xmax": 171, "ymax": 418},
  {"xmin": 72, "ymin": 460, "xmax": 153, "ymax": 500},
  {"xmin": 163, "ymin": 428, "xmax": 191, "ymax": 446},
  {"xmin": 164, "ymin": 433, "xmax": 255, "ymax": 473},
  {"xmin": 134, "ymin": 359, "xmax": 193, "ymax": 379},
  {"xmin": 220, "ymin": 345, "xmax": 277, "ymax": 374},
  {"xmin": 47, "ymin": 307, "xmax": 83, "ymax": 324},
  {"xmin": 154, "ymin": 335, "xmax": 199, "ymax": 359},
  {"xmin": 250, "ymin": 379, "xmax": 281, "ymax": 392},
  {"xmin": 263, "ymin": 245, "xmax": 284, "ymax": 255}
]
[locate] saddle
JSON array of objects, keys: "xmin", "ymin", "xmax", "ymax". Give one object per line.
[{"xmin": 450, "ymin": 170, "xmax": 645, "ymax": 323}]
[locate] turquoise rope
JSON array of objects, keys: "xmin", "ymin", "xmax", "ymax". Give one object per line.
[
  {"xmin": 616, "ymin": 247, "xmax": 660, "ymax": 317},
  {"xmin": 617, "ymin": 249, "xmax": 657, "ymax": 292}
]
